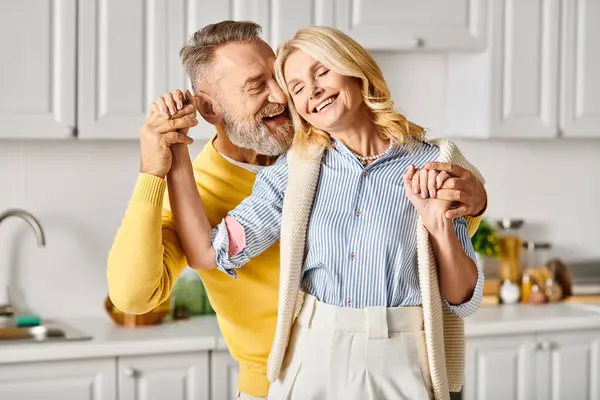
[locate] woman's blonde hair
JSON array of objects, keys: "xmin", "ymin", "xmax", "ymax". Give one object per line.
[{"xmin": 274, "ymin": 26, "xmax": 425, "ymax": 152}]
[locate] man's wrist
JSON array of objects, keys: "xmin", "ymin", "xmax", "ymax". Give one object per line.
[{"xmin": 140, "ymin": 168, "xmax": 167, "ymax": 180}]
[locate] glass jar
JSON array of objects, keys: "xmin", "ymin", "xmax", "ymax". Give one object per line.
[{"xmin": 171, "ymin": 267, "xmax": 215, "ymax": 317}]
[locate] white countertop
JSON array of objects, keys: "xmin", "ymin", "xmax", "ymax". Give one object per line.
[
  {"xmin": 465, "ymin": 302, "xmax": 600, "ymax": 337},
  {"xmin": 2, "ymin": 303, "xmax": 600, "ymax": 364},
  {"xmin": 0, "ymin": 315, "xmax": 224, "ymax": 364}
]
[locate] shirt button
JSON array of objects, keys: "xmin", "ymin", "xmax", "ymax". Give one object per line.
[
  {"xmin": 363, "ymin": 171, "xmax": 368, "ymax": 177},
  {"xmin": 350, "ymin": 252, "xmax": 355, "ymax": 260},
  {"xmin": 356, "ymin": 208, "xmax": 361, "ymax": 217}
]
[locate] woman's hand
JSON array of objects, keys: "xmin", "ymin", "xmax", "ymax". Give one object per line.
[
  {"xmin": 409, "ymin": 164, "xmax": 451, "ymax": 200},
  {"xmin": 403, "ymin": 164, "xmax": 453, "ymax": 234}
]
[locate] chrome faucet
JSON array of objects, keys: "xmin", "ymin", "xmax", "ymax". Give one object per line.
[
  {"xmin": 0, "ymin": 209, "xmax": 45, "ymax": 317},
  {"xmin": 0, "ymin": 208, "xmax": 46, "ymax": 247}
]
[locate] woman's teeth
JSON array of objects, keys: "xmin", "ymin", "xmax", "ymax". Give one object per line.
[{"xmin": 315, "ymin": 96, "xmax": 336, "ymax": 112}]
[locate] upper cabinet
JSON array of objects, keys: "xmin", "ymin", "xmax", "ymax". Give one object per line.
[
  {"xmin": 78, "ymin": 0, "xmax": 170, "ymax": 139},
  {"xmin": 444, "ymin": 0, "xmax": 600, "ymax": 139},
  {"xmin": 559, "ymin": 0, "xmax": 600, "ymax": 138},
  {"xmin": 331, "ymin": 0, "xmax": 487, "ymax": 51},
  {"xmin": 0, "ymin": 0, "xmax": 77, "ymax": 139}
]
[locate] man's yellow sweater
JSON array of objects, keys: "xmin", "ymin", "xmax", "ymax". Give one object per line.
[{"xmin": 107, "ymin": 139, "xmax": 278, "ymax": 396}]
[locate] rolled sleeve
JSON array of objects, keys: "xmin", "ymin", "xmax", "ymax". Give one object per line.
[
  {"xmin": 211, "ymin": 154, "xmax": 288, "ymax": 278},
  {"xmin": 211, "ymin": 221, "xmax": 250, "ymax": 279},
  {"xmin": 444, "ymin": 216, "xmax": 484, "ymax": 318}
]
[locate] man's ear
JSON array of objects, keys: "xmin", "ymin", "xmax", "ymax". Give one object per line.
[{"xmin": 194, "ymin": 92, "xmax": 223, "ymax": 126}]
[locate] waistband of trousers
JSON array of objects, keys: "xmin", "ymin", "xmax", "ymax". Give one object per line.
[{"xmin": 296, "ymin": 294, "xmax": 424, "ymax": 338}]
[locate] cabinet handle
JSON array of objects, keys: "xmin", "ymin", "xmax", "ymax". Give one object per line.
[
  {"xmin": 411, "ymin": 37, "xmax": 426, "ymax": 48},
  {"xmin": 123, "ymin": 368, "xmax": 137, "ymax": 378},
  {"xmin": 540, "ymin": 341, "xmax": 555, "ymax": 351}
]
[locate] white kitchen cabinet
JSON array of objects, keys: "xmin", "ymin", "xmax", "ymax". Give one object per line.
[
  {"xmin": 0, "ymin": 0, "xmax": 77, "ymax": 139},
  {"xmin": 559, "ymin": 0, "xmax": 600, "ymax": 138},
  {"xmin": 445, "ymin": 0, "xmax": 600, "ymax": 139},
  {"xmin": 464, "ymin": 334, "xmax": 537, "ymax": 400},
  {"xmin": 0, "ymin": 358, "xmax": 116, "ymax": 400},
  {"xmin": 535, "ymin": 329, "xmax": 600, "ymax": 400},
  {"xmin": 117, "ymin": 352, "xmax": 210, "ymax": 400},
  {"xmin": 332, "ymin": 0, "xmax": 487, "ymax": 51},
  {"xmin": 464, "ymin": 329, "xmax": 600, "ymax": 400},
  {"xmin": 77, "ymin": 0, "xmax": 170, "ymax": 139},
  {"xmin": 445, "ymin": 0, "xmax": 561, "ymax": 139},
  {"xmin": 211, "ymin": 350, "xmax": 240, "ymax": 400}
]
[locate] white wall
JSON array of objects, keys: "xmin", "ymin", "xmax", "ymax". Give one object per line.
[{"xmin": 0, "ymin": 53, "xmax": 598, "ymax": 319}]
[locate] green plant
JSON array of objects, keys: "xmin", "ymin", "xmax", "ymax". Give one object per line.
[{"xmin": 471, "ymin": 218, "xmax": 500, "ymax": 258}]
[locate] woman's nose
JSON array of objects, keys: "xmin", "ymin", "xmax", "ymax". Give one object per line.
[{"xmin": 310, "ymin": 86, "xmax": 324, "ymax": 99}]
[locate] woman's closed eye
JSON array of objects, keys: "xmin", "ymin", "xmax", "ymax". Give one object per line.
[
  {"xmin": 318, "ymin": 69, "xmax": 329, "ymax": 77},
  {"xmin": 293, "ymin": 85, "xmax": 304, "ymax": 95}
]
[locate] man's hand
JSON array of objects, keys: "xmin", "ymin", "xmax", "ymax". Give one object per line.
[
  {"xmin": 423, "ymin": 162, "xmax": 487, "ymax": 219},
  {"xmin": 139, "ymin": 94, "xmax": 198, "ymax": 179}
]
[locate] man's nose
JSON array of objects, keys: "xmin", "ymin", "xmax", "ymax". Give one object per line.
[{"xmin": 268, "ymin": 81, "xmax": 287, "ymax": 104}]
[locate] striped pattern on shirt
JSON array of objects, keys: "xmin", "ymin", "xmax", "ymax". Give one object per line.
[{"xmin": 212, "ymin": 140, "xmax": 483, "ymax": 318}]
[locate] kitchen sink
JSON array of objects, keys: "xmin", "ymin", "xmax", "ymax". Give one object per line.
[{"xmin": 0, "ymin": 320, "xmax": 92, "ymax": 344}]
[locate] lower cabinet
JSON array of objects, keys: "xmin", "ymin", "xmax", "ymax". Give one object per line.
[
  {"xmin": 211, "ymin": 350, "xmax": 239, "ymax": 400},
  {"xmin": 0, "ymin": 351, "xmax": 211, "ymax": 400},
  {"xmin": 0, "ymin": 358, "xmax": 116, "ymax": 400},
  {"xmin": 464, "ymin": 329, "xmax": 600, "ymax": 400},
  {"xmin": 118, "ymin": 352, "xmax": 210, "ymax": 400}
]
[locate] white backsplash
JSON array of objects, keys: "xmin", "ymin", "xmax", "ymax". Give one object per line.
[{"xmin": 0, "ymin": 53, "xmax": 598, "ymax": 318}]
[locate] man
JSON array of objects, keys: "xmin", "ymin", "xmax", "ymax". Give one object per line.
[{"xmin": 107, "ymin": 20, "xmax": 487, "ymax": 400}]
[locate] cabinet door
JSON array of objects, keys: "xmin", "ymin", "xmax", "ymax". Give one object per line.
[
  {"xmin": 464, "ymin": 334, "xmax": 537, "ymax": 400},
  {"xmin": 559, "ymin": 0, "xmax": 600, "ymax": 138},
  {"xmin": 78, "ymin": 0, "xmax": 169, "ymax": 139},
  {"xmin": 0, "ymin": 0, "xmax": 76, "ymax": 139},
  {"xmin": 535, "ymin": 330, "xmax": 600, "ymax": 400},
  {"xmin": 211, "ymin": 350, "xmax": 240, "ymax": 400},
  {"xmin": 333, "ymin": 0, "xmax": 486, "ymax": 51},
  {"xmin": 0, "ymin": 358, "xmax": 116, "ymax": 400},
  {"xmin": 117, "ymin": 352, "xmax": 209, "ymax": 400},
  {"xmin": 445, "ymin": 0, "xmax": 560, "ymax": 138},
  {"xmin": 167, "ymin": 0, "xmax": 316, "ymax": 141}
]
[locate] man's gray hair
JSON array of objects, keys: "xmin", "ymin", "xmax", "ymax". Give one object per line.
[{"xmin": 180, "ymin": 20, "xmax": 262, "ymax": 92}]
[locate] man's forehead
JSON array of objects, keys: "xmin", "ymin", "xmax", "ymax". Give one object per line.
[{"xmin": 214, "ymin": 41, "xmax": 275, "ymax": 80}]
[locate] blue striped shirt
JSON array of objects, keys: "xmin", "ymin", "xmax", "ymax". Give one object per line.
[{"xmin": 212, "ymin": 140, "xmax": 484, "ymax": 318}]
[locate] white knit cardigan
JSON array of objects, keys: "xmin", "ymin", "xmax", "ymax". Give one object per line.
[{"xmin": 266, "ymin": 139, "xmax": 485, "ymax": 400}]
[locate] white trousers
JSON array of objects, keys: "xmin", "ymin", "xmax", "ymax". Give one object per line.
[{"xmin": 267, "ymin": 294, "xmax": 433, "ymax": 400}]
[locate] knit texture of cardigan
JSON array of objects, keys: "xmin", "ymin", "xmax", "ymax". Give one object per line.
[{"xmin": 266, "ymin": 139, "xmax": 485, "ymax": 400}]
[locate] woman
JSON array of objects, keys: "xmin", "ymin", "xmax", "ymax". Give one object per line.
[{"xmin": 179, "ymin": 26, "xmax": 483, "ymax": 400}]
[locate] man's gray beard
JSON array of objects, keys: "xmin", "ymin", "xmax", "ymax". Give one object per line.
[{"xmin": 221, "ymin": 105, "xmax": 294, "ymax": 156}]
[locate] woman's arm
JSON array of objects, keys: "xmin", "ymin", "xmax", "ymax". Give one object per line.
[
  {"xmin": 429, "ymin": 217, "xmax": 484, "ymax": 317},
  {"xmin": 404, "ymin": 165, "xmax": 483, "ymax": 317},
  {"xmin": 168, "ymin": 144, "xmax": 288, "ymax": 276},
  {"xmin": 168, "ymin": 145, "xmax": 217, "ymax": 270}
]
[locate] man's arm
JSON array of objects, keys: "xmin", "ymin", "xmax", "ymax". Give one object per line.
[
  {"xmin": 106, "ymin": 101, "xmax": 197, "ymax": 315},
  {"xmin": 106, "ymin": 175, "xmax": 189, "ymax": 314}
]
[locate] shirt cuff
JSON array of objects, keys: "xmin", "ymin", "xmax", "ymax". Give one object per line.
[
  {"xmin": 444, "ymin": 258, "xmax": 485, "ymax": 318},
  {"xmin": 212, "ymin": 219, "xmax": 250, "ymax": 278}
]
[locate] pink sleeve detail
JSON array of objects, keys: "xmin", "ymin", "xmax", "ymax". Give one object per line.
[{"xmin": 225, "ymin": 216, "xmax": 246, "ymax": 257}]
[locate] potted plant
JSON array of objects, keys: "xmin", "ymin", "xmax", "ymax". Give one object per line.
[{"xmin": 471, "ymin": 218, "xmax": 500, "ymax": 266}]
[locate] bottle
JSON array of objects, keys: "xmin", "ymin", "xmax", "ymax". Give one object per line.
[{"xmin": 520, "ymin": 272, "xmax": 533, "ymax": 302}]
